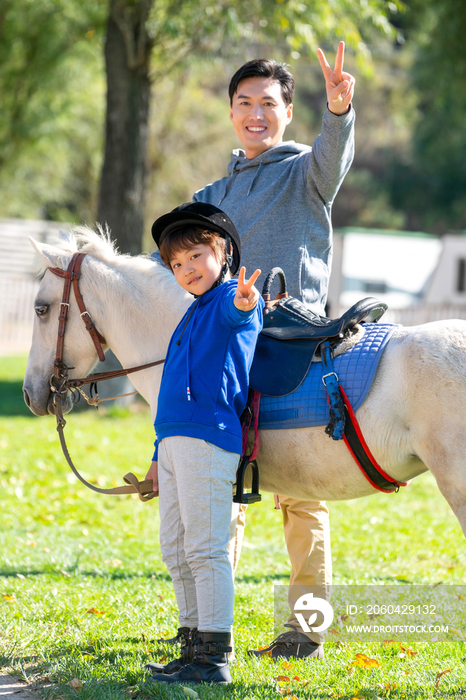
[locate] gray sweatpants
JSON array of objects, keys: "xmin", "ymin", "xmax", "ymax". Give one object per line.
[{"xmin": 158, "ymin": 436, "xmax": 239, "ymax": 632}]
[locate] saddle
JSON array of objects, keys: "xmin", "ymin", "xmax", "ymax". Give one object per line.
[{"xmin": 249, "ymin": 268, "xmax": 387, "ymax": 397}]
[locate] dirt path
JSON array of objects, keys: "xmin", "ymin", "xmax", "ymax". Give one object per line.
[{"xmin": 0, "ymin": 675, "xmax": 38, "ymax": 700}]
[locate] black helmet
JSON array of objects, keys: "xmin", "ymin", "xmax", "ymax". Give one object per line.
[{"xmin": 151, "ymin": 202, "xmax": 241, "ymax": 275}]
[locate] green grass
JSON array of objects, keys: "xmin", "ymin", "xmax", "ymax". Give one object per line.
[{"xmin": 1, "ymin": 356, "xmax": 465, "ymax": 699}]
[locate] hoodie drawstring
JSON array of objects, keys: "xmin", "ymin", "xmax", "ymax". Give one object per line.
[
  {"xmin": 218, "ymin": 165, "xmax": 238, "ymax": 206},
  {"xmin": 246, "ymin": 161, "xmax": 263, "ymax": 196},
  {"xmin": 175, "ymin": 297, "xmax": 201, "ymax": 401}
]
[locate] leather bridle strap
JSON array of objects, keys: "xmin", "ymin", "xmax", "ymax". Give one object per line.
[
  {"xmin": 47, "ymin": 251, "xmax": 161, "ymax": 502},
  {"xmin": 49, "ymin": 252, "xmax": 106, "ymax": 376},
  {"xmin": 56, "ymin": 417, "xmax": 156, "ymax": 501},
  {"xmin": 66, "ymin": 358, "xmax": 166, "ymax": 389}
]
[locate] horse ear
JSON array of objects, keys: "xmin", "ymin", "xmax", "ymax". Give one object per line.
[{"xmin": 29, "ymin": 237, "xmax": 72, "ymax": 270}]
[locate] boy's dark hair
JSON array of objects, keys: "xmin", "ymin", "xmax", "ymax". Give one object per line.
[
  {"xmin": 229, "ymin": 59, "xmax": 295, "ymax": 106},
  {"xmin": 159, "ymin": 226, "xmax": 226, "ymax": 270}
]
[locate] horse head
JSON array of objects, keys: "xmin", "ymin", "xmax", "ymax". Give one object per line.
[{"xmin": 23, "ymin": 234, "xmax": 109, "ymax": 416}]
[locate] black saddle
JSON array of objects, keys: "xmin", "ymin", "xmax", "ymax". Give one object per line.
[{"xmin": 249, "ymin": 268, "xmax": 387, "ymax": 397}]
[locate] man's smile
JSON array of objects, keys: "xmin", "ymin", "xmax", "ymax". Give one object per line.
[{"xmin": 246, "ymin": 126, "xmax": 267, "ymax": 132}]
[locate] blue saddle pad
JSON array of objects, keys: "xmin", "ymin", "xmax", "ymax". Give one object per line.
[{"xmin": 258, "ymin": 323, "xmax": 398, "ymax": 430}]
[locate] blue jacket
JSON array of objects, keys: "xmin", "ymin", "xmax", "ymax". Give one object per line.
[{"xmin": 153, "ymin": 280, "xmax": 263, "ymax": 459}]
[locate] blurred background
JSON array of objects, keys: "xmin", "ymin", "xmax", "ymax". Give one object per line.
[{"xmin": 2, "ymin": 0, "xmax": 466, "ymax": 358}]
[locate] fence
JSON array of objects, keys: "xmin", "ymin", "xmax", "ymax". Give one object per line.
[
  {"xmin": 0, "ymin": 219, "xmax": 63, "ymax": 356},
  {"xmin": 383, "ymin": 303, "xmax": 466, "ymax": 326}
]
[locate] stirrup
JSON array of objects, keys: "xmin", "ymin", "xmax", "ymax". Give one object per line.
[{"xmin": 233, "ymin": 456, "xmax": 261, "ymax": 504}]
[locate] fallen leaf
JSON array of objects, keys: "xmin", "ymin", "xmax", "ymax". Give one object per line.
[
  {"xmin": 25, "ymin": 541, "xmax": 36, "ymax": 547},
  {"xmin": 104, "ymin": 558, "xmax": 122, "ymax": 567},
  {"xmin": 182, "ymin": 688, "xmax": 199, "ymax": 699},
  {"xmin": 42, "ymin": 547, "xmax": 51, "ymax": 553},
  {"xmin": 16, "ymin": 574, "xmax": 25, "ymax": 580},
  {"xmin": 293, "ymin": 675, "xmax": 300, "ymax": 681},
  {"xmin": 282, "ymin": 661, "xmax": 293, "ymax": 670},
  {"xmin": 352, "ymin": 653, "xmax": 379, "ymax": 669},
  {"xmin": 274, "ymin": 675, "xmax": 290, "ymax": 682},
  {"xmin": 60, "ymin": 570, "xmax": 71, "ymax": 578},
  {"xmin": 159, "ymin": 654, "xmax": 167, "ymax": 663},
  {"xmin": 85, "ymin": 608, "xmax": 105, "ymax": 615},
  {"xmin": 66, "ymin": 679, "xmax": 83, "ymax": 690},
  {"xmin": 2, "ymin": 594, "xmax": 15, "ymax": 603},
  {"xmin": 399, "ymin": 644, "xmax": 417, "ymax": 658},
  {"xmin": 435, "ymin": 670, "xmax": 451, "ymax": 689}
]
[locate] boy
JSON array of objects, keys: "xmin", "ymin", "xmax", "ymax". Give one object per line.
[{"xmin": 146, "ymin": 201, "xmax": 263, "ymax": 685}]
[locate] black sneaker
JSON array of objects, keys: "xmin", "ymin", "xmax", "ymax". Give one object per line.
[{"xmin": 247, "ymin": 630, "xmax": 324, "ymax": 659}]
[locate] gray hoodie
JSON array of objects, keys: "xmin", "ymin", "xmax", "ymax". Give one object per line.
[{"xmin": 193, "ymin": 108, "xmax": 355, "ymax": 314}]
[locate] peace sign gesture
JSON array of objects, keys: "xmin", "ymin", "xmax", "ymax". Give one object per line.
[
  {"xmin": 234, "ymin": 266, "xmax": 261, "ymax": 311},
  {"xmin": 317, "ymin": 41, "xmax": 355, "ymax": 116}
]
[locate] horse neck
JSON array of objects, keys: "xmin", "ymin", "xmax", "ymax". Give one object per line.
[{"xmin": 83, "ymin": 254, "xmax": 191, "ymax": 392}]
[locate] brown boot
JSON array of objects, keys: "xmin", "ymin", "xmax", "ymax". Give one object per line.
[{"xmin": 247, "ymin": 630, "xmax": 324, "ymax": 659}]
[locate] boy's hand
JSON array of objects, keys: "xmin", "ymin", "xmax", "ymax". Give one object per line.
[
  {"xmin": 317, "ymin": 41, "xmax": 355, "ymax": 116},
  {"xmin": 145, "ymin": 460, "xmax": 159, "ymax": 496},
  {"xmin": 234, "ymin": 267, "xmax": 261, "ymax": 311}
]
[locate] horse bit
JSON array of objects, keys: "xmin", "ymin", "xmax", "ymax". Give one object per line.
[{"xmin": 47, "ymin": 252, "xmax": 163, "ymax": 501}]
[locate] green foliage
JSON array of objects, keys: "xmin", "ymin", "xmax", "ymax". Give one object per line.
[
  {"xmin": 0, "ymin": 0, "xmax": 107, "ymax": 221},
  {"xmin": 384, "ymin": 0, "xmax": 466, "ymax": 232},
  {"xmin": 147, "ymin": 0, "xmax": 399, "ymax": 72}
]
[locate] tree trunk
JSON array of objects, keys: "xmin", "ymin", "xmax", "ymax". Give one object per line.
[{"xmin": 97, "ymin": 0, "xmax": 153, "ymax": 255}]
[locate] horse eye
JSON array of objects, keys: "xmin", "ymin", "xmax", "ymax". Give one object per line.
[{"xmin": 35, "ymin": 305, "xmax": 49, "ymax": 317}]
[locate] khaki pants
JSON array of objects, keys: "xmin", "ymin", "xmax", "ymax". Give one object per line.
[{"xmin": 229, "ymin": 497, "xmax": 331, "ymax": 645}]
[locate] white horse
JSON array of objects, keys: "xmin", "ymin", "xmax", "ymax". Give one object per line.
[{"xmin": 23, "ymin": 229, "xmax": 466, "ymax": 538}]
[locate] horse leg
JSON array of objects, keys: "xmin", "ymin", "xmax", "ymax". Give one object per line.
[{"xmin": 413, "ymin": 422, "xmax": 466, "ymax": 539}]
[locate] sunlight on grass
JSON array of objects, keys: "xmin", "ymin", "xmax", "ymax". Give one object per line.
[{"xmin": 1, "ymin": 357, "xmax": 465, "ymax": 698}]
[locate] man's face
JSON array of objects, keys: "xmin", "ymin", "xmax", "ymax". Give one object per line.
[{"xmin": 229, "ymin": 77, "xmax": 293, "ymax": 160}]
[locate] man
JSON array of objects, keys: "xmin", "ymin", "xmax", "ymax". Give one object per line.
[
  {"xmin": 153, "ymin": 43, "xmax": 355, "ymax": 662},
  {"xmin": 191, "ymin": 43, "xmax": 355, "ymax": 660}
]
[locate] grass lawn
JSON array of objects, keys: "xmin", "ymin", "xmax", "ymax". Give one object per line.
[{"xmin": 0, "ymin": 356, "xmax": 465, "ymax": 699}]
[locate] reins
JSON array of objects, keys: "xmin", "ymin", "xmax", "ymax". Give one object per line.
[{"xmin": 48, "ymin": 252, "xmax": 164, "ymax": 502}]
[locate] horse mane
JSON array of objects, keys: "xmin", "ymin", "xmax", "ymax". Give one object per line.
[
  {"xmin": 59, "ymin": 225, "xmax": 136, "ymax": 263},
  {"xmin": 53, "ymin": 225, "xmax": 190, "ymax": 312}
]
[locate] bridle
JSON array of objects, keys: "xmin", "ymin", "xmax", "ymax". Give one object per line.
[{"xmin": 47, "ymin": 251, "xmax": 164, "ymax": 501}]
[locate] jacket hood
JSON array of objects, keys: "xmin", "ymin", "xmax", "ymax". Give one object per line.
[{"xmin": 227, "ymin": 140, "xmax": 310, "ymax": 175}]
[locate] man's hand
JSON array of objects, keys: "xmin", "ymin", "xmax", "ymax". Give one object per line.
[
  {"xmin": 145, "ymin": 460, "xmax": 159, "ymax": 496},
  {"xmin": 317, "ymin": 41, "xmax": 355, "ymax": 116},
  {"xmin": 234, "ymin": 266, "xmax": 261, "ymax": 311}
]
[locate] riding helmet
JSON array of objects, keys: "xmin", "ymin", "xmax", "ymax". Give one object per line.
[{"xmin": 151, "ymin": 202, "xmax": 241, "ymax": 275}]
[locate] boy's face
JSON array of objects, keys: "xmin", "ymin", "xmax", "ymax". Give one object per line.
[
  {"xmin": 170, "ymin": 243, "xmax": 224, "ymax": 295},
  {"xmin": 229, "ymin": 77, "xmax": 293, "ymax": 160}
]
